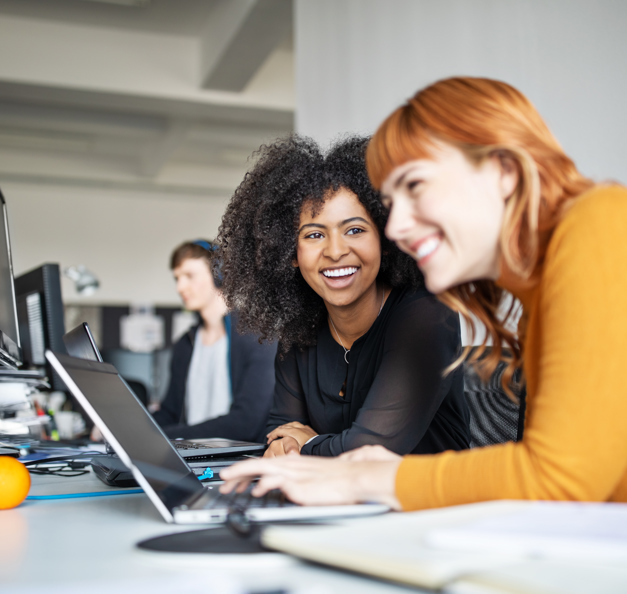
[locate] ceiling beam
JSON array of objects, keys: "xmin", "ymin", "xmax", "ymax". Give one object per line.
[
  {"xmin": 139, "ymin": 120, "xmax": 190, "ymax": 178},
  {"xmin": 0, "ymin": 80, "xmax": 293, "ymax": 129},
  {"xmin": 200, "ymin": 0, "xmax": 292, "ymax": 92}
]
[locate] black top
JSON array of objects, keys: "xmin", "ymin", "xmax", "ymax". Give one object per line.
[
  {"xmin": 267, "ymin": 287, "xmax": 470, "ymax": 456},
  {"xmin": 153, "ymin": 315, "xmax": 277, "ymax": 443}
]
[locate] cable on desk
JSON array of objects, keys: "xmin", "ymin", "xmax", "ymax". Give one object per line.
[
  {"xmin": 23, "ymin": 452, "xmax": 103, "ymax": 478},
  {"xmin": 28, "ymin": 464, "xmax": 89, "ymax": 477},
  {"xmin": 27, "ymin": 489, "xmax": 143, "ymax": 501},
  {"xmin": 21, "ymin": 451, "xmax": 103, "ymax": 466},
  {"xmin": 0, "ymin": 445, "xmax": 20, "ymax": 457}
]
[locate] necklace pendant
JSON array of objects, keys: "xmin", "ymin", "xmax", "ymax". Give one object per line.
[{"xmin": 344, "ymin": 350, "xmax": 350, "ymax": 365}]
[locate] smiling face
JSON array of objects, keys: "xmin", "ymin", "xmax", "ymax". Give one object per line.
[
  {"xmin": 173, "ymin": 257, "xmax": 218, "ymax": 312},
  {"xmin": 380, "ymin": 140, "xmax": 518, "ymax": 294},
  {"xmin": 295, "ymin": 187, "xmax": 381, "ymax": 310}
]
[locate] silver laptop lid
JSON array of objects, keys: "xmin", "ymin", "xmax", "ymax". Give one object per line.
[{"xmin": 45, "ymin": 351, "xmax": 204, "ymax": 522}]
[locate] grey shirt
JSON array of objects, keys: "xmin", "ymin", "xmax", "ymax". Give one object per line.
[{"xmin": 185, "ymin": 330, "xmax": 231, "ymax": 426}]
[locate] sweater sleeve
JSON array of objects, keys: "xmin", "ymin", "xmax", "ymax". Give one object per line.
[
  {"xmin": 303, "ymin": 294, "xmax": 464, "ymax": 456},
  {"xmin": 396, "ymin": 187, "xmax": 627, "ymax": 510}
]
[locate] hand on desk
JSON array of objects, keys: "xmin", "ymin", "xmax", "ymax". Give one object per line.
[
  {"xmin": 220, "ymin": 445, "xmax": 403, "ymax": 510},
  {"xmin": 264, "ymin": 436, "xmax": 301, "ymax": 457},
  {"xmin": 264, "ymin": 422, "xmax": 318, "ymax": 457}
]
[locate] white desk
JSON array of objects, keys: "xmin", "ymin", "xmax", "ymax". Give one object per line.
[
  {"xmin": 7, "ymin": 472, "xmax": 627, "ymax": 594},
  {"xmin": 0, "ymin": 471, "xmax": 423, "ymax": 594}
]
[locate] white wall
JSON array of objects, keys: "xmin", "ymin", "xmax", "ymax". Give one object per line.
[
  {"xmin": 6, "ymin": 182, "xmax": 229, "ymax": 305},
  {"xmin": 295, "ymin": 0, "xmax": 627, "ymax": 184}
]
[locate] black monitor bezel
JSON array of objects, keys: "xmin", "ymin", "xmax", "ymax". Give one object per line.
[
  {"xmin": 0, "ymin": 190, "xmax": 22, "ymax": 369},
  {"xmin": 14, "ymin": 263, "xmax": 67, "ymax": 388}
]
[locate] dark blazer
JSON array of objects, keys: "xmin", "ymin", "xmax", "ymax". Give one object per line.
[{"xmin": 152, "ymin": 314, "xmax": 277, "ymax": 443}]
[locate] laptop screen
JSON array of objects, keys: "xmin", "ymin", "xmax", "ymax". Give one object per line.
[
  {"xmin": 48, "ymin": 353, "xmax": 203, "ymax": 511},
  {"xmin": 63, "ymin": 322, "xmax": 103, "ymax": 362}
]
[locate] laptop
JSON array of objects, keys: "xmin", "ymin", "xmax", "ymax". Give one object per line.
[
  {"xmin": 46, "ymin": 351, "xmax": 389, "ymax": 524},
  {"xmin": 62, "ymin": 323, "xmax": 266, "ymax": 459}
]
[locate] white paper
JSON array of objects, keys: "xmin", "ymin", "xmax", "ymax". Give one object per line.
[{"xmin": 427, "ymin": 501, "xmax": 627, "ymax": 560}]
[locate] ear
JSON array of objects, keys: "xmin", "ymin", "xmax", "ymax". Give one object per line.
[
  {"xmin": 495, "ymin": 151, "xmax": 519, "ymax": 201},
  {"xmin": 292, "ymin": 258, "xmax": 299, "ymax": 268}
]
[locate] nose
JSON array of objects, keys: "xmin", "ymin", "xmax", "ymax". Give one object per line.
[
  {"xmin": 385, "ymin": 195, "xmax": 414, "ymax": 243},
  {"xmin": 324, "ymin": 231, "xmax": 349, "ymax": 261},
  {"xmin": 176, "ymin": 277, "xmax": 187, "ymax": 296}
]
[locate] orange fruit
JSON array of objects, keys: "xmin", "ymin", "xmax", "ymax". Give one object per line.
[{"xmin": 0, "ymin": 456, "xmax": 31, "ymax": 509}]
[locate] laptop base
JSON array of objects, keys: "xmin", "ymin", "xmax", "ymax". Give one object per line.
[
  {"xmin": 91, "ymin": 454, "xmax": 138, "ymax": 488},
  {"xmin": 91, "ymin": 453, "xmax": 253, "ymax": 487}
]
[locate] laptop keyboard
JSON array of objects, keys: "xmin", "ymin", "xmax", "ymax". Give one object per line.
[
  {"xmin": 202, "ymin": 485, "xmax": 294, "ymax": 509},
  {"xmin": 173, "ymin": 442, "xmax": 207, "ymax": 450}
]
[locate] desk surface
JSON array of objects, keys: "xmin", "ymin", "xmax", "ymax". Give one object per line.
[{"xmin": 0, "ymin": 471, "xmax": 422, "ymax": 594}]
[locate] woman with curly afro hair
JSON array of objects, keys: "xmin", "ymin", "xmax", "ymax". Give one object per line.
[{"xmin": 217, "ymin": 135, "xmax": 470, "ymax": 458}]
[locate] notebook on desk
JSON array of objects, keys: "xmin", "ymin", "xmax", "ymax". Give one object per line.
[
  {"xmin": 62, "ymin": 322, "xmax": 266, "ymax": 460},
  {"xmin": 261, "ymin": 500, "xmax": 627, "ymax": 592},
  {"xmin": 46, "ymin": 351, "xmax": 389, "ymax": 524}
]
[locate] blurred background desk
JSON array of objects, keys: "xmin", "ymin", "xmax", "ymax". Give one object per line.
[{"xmin": 0, "ymin": 470, "xmax": 423, "ymax": 594}]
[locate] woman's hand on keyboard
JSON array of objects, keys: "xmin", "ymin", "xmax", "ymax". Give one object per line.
[{"xmin": 218, "ymin": 454, "xmax": 403, "ymax": 510}]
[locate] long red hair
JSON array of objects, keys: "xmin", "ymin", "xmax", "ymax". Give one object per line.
[{"xmin": 367, "ymin": 77, "xmax": 593, "ymax": 392}]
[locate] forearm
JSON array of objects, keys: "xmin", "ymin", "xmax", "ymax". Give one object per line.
[
  {"xmin": 301, "ymin": 417, "xmax": 428, "ymax": 456},
  {"xmin": 354, "ymin": 459, "xmax": 403, "ymax": 509},
  {"xmin": 265, "ymin": 399, "xmax": 310, "ymax": 437},
  {"xmin": 394, "ymin": 426, "xmax": 627, "ymax": 512},
  {"xmin": 394, "ymin": 446, "xmax": 521, "ymax": 511},
  {"xmin": 300, "ymin": 434, "xmax": 340, "ymax": 456}
]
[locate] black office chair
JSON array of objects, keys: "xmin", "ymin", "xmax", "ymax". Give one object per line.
[{"xmin": 463, "ymin": 347, "xmax": 526, "ymax": 448}]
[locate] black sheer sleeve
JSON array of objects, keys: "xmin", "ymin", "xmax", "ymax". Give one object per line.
[
  {"xmin": 265, "ymin": 347, "xmax": 310, "ymax": 433},
  {"xmin": 301, "ymin": 294, "xmax": 463, "ymax": 456}
]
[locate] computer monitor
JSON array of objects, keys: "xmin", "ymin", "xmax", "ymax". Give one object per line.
[
  {"xmin": 0, "ymin": 190, "xmax": 22, "ymax": 369},
  {"xmin": 14, "ymin": 263, "xmax": 67, "ymax": 390}
]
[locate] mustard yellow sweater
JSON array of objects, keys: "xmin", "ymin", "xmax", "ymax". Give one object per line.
[{"xmin": 396, "ymin": 185, "xmax": 627, "ymax": 510}]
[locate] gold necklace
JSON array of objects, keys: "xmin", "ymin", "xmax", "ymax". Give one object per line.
[{"xmin": 329, "ymin": 287, "xmax": 385, "ymax": 364}]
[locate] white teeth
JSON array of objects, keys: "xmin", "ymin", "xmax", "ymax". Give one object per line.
[
  {"xmin": 322, "ymin": 267, "xmax": 358, "ymax": 278},
  {"xmin": 416, "ymin": 237, "xmax": 440, "ymax": 260}
]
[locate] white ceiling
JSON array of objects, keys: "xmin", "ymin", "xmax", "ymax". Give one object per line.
[
  {"xmin": 0, "ymin": 0, "xmax": 222, "ymax": 36},
  {"xmin": 0, "ymin": 0, "xmax": 294, "ymax": 197}
]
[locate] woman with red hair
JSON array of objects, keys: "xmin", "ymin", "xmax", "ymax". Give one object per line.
[{"xmin": 220, "ymin": 77, "xmax": 627, "ymax": 511}]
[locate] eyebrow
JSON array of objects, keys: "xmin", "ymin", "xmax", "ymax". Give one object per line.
[
  {"xmin": 380, "ymin": 169, "xmax": 411, "ymax": 202},
  {"xmin": 393, "ymin": 169, "xmax": 411, "ymax": 189},
  {"xmin": 298, "ymin": 216, "xmax": 371, "ymax": 233}
]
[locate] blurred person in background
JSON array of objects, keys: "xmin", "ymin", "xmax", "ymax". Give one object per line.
[{"xmin": 152, "ymin": 240, "xmax": 276, "ymax": 442}]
